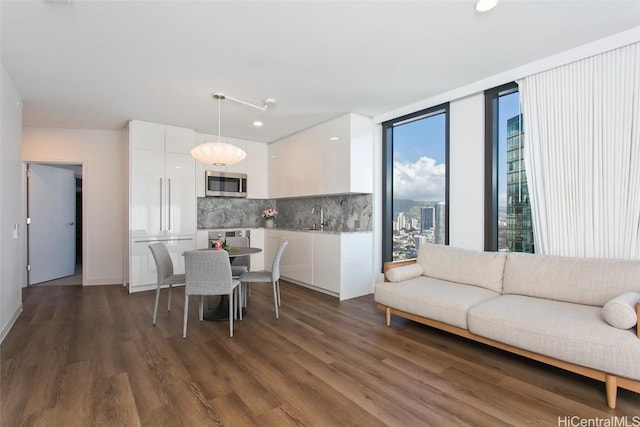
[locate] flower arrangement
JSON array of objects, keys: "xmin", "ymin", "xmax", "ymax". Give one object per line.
[
  {"xmin": 262, "ymin": 207, "xmax": 278, "ymax": 219},
  {"xmin": 213, "ymin": 239, "xmax": 230, "ymax": 251}
]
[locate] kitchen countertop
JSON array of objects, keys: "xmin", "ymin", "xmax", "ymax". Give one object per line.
[{"xmin": 264, "ymin": 226, "xmax": 373, "ymax": 234}]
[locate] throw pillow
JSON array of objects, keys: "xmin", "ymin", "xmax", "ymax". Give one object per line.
[
  {"xmin": 385, "ymin": 263, "xmax": 424, "ymax": 283},
  {"xmin": 602, "ymin": 292, "xmax": 640, "ymax": 329}
]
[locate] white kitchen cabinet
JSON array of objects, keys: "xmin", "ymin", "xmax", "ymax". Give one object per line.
[
  {"xmin": 263, "ymin": 229, "xmax": 373, "ymax": 300},
  {"xmin": 129, "ymin": 236, "xmax": 195, "ymax": 291},
  {"xmin": 337, "ymin": 232, "xmax": 374, "ymax": 300},
  {"xmin": 312, "ymin": 233, "xmax": 341, "ymax": 294},
  {"xmin": 263, "ymin": 229, "xmax": 310, "ymax": 282},
  {"xmin": 268, "ymin": 113, "xmax": 373, "ymax": 198},
  {"xmin": 128, "ymin": 120, "xmax": 196, "ymax": 292},
  {"xmin": 130, "ymin": 149, "xmax": 195, "ymax": 237},
  {"xmin": 245, "ymin": 140, "xmax": 268, "ymax": 199},
  {"xmin": 263, "ymin": 229, "xmax": 283, "ymax": 269},
  {"xmin": 279, "ymin": 230, "xmax": 313, "ymax": 285},
  {"xmin": 165, "ymin": 152, "xmax": 197, "ymax": 235},
  {"xmin": 130, "ymin": 120, "xmax": 165, "ymax": 151},
  {"xmin": 130, "ymin": 149, "xmax": 165, "ymax": 237},
  {"xmin": 165, "ymin": 125, "xmax": 196, "ymax": 154}
]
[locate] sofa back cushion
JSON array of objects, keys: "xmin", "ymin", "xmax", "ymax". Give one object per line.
[
  {"xmin": 417, "ymin": 244, "xmax": 506, "ymax": 293},
  {"xmin": 503, "ymin": 252, "xmax": 640, "ymax": 306}
]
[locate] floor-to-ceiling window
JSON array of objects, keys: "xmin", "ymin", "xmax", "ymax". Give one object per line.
[
  {"xmin": 485, "ymin": 83, "xmax": 533, "ymax": 253},
  {"xmin": 382, "ymin": 104, "xmax": 449, "ymax": 262}
]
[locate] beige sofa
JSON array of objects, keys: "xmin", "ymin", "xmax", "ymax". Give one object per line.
[{"xmin": 374, "ymin": 244, "xmax": 640, "ymax": 408}]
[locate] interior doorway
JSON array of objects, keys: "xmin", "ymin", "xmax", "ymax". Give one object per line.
[{"xmin": 26, "ymin": 162, "xmax": 83, "ymax": 286}]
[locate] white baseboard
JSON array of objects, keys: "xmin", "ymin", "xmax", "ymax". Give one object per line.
[
  {"xmin": 84, "ymin": 278, "xmax": 125, "ymax": 286},
  {"xmin": 0, "ymin": 303, "xmax": 23, "ymax": 344}
]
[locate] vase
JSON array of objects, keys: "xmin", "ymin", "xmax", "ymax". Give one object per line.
[{"xmin": 265, "ymin": 218, "xmax": 274, "ymax": 228}]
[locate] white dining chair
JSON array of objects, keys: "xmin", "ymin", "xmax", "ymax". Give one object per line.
[
  {"xmin": 183, "ymin": 249, "xmax": 241, "ymax": 338},
  {"xmin": 239, "ymin": 240, "xmax": 288, "ymax": 319},
  {"xmin": 148, "ymin": 242, "xmax": 185, "ymax": 325}
]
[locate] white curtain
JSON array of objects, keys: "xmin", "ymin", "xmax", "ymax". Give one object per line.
[{"xmin": 518, "ymin": 42, "xmax": 640, "ymax": 259}]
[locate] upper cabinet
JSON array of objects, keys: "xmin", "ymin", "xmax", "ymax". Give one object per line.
[
  {"xmin": 130, "ymin": 121, "xmax": 195, "ymax": 154},
  {"xmin": 129, "ymin": 120, "xmax": 196, "ymax": 237},
  {"xmin": 194, "ymin": 133, "xmax": 268, "ymax": 199},
  {"xmin": 268, "ymin": 113, "xmax": 373, "ymax": 198}
]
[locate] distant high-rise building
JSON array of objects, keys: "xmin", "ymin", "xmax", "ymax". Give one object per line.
[
  {"xmin": 397, "ymin": 212, "xmax": 406, "ymax": 230},
  {"xmin": 434, "ymin": 202, "xmax": 445, "ymax": 245},
  {"xmin": 420, "ymin": 207, "xmax": 434, "ymax": 234},
  {"xmin": 505, "ymin": 114, "xmax": 534, "ymax": 253},
  {"xmin": 414, "ymin": 235, "xmax": 427, "ymax": 250}
]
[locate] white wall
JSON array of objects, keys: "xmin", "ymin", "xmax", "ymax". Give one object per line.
[
  {"xmin": 449, "ymin": 94, "xmax": 485, "ymax": 250},
  {"xmin": 1, "ymin": 64, "xmax": 24, "ymax": 342},
  {"xmin": 22, "ymin": 128, "xmax": 125, "ymax": 286}
]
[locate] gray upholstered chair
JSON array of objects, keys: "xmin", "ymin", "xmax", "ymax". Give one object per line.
[
  {"xmin": 225, "ymin": 236, "xmax": 250, "ymax": 277},
  {"xmin": 183, "ymin": 249, "xmax": 241, "ymax": 338},
  {"xmin": 239, "ymin": 240, "xmax": 288, "ymax": 319},
  {"xmin": 149, "ymin": 242, "xmax": 186, "ymax": 325}
]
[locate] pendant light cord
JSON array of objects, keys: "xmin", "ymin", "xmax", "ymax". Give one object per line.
[{"xmin": 217, "ymin": 95, "xmax": 221, "ymax": 143}]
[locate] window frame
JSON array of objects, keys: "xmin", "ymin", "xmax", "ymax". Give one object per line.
[
  {"xmin": 381, "ymin": 103, "xmax": 450, "ymax": 264},
  {"xmin": 484, "ymin": 82, "xmax": 518, "ymax": 252}
]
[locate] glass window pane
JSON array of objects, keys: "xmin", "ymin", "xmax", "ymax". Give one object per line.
[
  {"xmin": 497, "ymin": 91, "xmax": 534, "ymax": 253},
  {"xmin": 391, "ymin": 112, "xmax": 447, "ymax": 261}
]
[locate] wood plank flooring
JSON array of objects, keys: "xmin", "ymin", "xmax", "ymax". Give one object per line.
[{"xmin": 2, "ymin": 282, "xmax": 639, "ymax": 426}]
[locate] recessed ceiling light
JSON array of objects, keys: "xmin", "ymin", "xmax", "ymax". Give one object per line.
[
  {"xmin": 253, "ymin": 121, "xmax": 263, "ymax": 127},
  {"xmin": 330, "ymin": 137, "xmax": 339, "ymax": 141},
  {"xmin": 476, "ymin": 0, "xmax": 497, "ymax": 12}
]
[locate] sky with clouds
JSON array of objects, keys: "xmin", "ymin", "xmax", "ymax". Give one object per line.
[
  {"xmin": 392, "ymin": 95, "xmax": 520, "ymax": 203},
  {"xmin": 392, "ymin": 112, "xmax": 446, "ymax": 202}
]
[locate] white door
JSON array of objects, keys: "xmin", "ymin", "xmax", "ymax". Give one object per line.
[{"xmin": 28, "ymin": 164, "xmax": 76, "ymax": 284}]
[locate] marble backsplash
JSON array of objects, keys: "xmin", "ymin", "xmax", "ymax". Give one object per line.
[{"xmin": 197, "ymin": 194, "xmax": 373, "ymax": 232}]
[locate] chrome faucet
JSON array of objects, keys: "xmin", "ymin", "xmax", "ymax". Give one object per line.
[{"xmin": 311, "ymin": 206, "xmax": 326, "ymax": 231}]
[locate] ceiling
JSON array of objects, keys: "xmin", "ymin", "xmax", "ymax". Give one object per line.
[{"xmin": 2, "ymin": 1, "xmax": 639, "ymax": 143}]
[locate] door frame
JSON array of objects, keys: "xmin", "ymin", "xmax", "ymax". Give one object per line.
[{"xmin": 23, "ymin": 161, "xmax": 87, "ymax": 287}]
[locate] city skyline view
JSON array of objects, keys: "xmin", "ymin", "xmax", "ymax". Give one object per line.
[{"xmin": 391, "ymin": 92, "xmax": 530, "ymax": 260}]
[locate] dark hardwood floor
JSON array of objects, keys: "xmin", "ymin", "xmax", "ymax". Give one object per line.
[{"xmin": 2, "ymin": 281, "xmax": 639, "ymax": 426}]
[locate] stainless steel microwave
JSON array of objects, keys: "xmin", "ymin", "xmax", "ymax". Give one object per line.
[{"xmin": 205, "ymin": 171, "xmax": 247, "ymax": 197}]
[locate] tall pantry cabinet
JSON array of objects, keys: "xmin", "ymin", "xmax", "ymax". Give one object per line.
[{"xmin": 127, "ymin": 120, "xmax": 196, "ymax": 293}]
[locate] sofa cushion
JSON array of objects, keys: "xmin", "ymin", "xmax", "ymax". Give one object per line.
[
  {"xmin": 375, "ymin": 276, "xmax": 500, "ymax": 329},
  {"xmin": 503, "ymin": 252, "xmax": 640, "ymax": 306},
  {"xmin": 416, "ymin": 244, "xmax": 506, "ymax": 293},
  {"xmin": 468, "ymin": 295, "xmax": 640, "ymax": 381},
  {"xmin": 602, "ymin": 292, "xmax": 640, "ymax": 329},
  {"xmin": 385, "ymin": 263, "xmax": 424, "ymax": 283}
]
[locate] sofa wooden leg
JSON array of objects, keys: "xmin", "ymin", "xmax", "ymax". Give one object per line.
[
  {"xmin": 605, "ymin": 374, "xmax": 617, "ymax": 409},
  {"xmin": 385, "ymin": 307, "xmax": 391, "ymax": 326}
]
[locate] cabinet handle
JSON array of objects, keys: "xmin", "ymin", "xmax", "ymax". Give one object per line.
[
  {"xmin": 134, "ymin": 238, "xmax": 194, "ymax": 243},
  {"xmin": 159, "ymin": 178, "xmax": 163, "ymax": 231},
  {"xmin": 168, "ymin": 178, "xmax": 172, "ymax": 231}
]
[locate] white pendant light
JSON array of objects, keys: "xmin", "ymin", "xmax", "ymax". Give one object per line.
[
  {"xmin": 476, "ymin": 0, "xmax": 498, "ymax": 12},
  {"xmin": 191, "ymin": 93, "xmax": 247, "ymax": 166}
]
